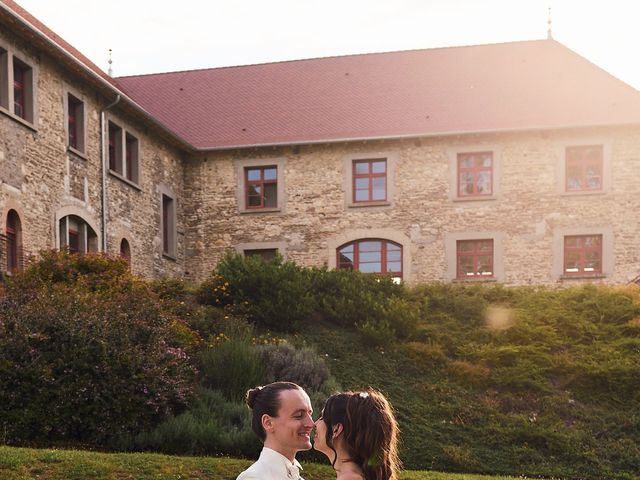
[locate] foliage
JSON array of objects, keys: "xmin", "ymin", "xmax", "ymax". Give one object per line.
[
  {"xmin": 198, "ymin": 340, "xmax": 265, "ymax": 401},
  {"xmin": 0, "ymin": 251, "xmax": 196, "ymax": 446},
  {"xmin": 257, "ymin": 342, "xmax": 332, "ymax": 392},
  {"xmin": 122, "ymin": 388, "xmax": 258, "ymax": 457},
  {"xmin": 198, "ymin": 253, "xmax": 315, "ymax": 331},
  {"xmin": 305, "ymin": 283, "xmax": 640, "ymax": 480}
]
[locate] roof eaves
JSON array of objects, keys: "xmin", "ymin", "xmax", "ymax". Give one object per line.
[{"xmin": 195, "ymin": 120, "xmax": 640, "ymax": 152}]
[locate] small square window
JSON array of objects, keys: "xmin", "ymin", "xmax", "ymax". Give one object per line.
[
  {"xmin": 456, "ymin": 239, "xmax": 494, "ymax": 279},
  {"xmin": 245, "ymin": 166, "xmax": 278, "ymax": 209},
  {"xmin": 457, "ymin": 152, "xmax": 493, "ymax": 197},
  {"xmin": 563, "ymin": 234, "xmax": 602, "ymax": 276},
  {"xmin": 565, "ymin": 145, "xmax": 603, "ymax": 192},
  {"xmin": 353, "ymin": 159, "xmax": 387, "ymax": 203}
]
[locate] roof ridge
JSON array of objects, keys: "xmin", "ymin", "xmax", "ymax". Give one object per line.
[{"xmin": 116, "ymin": 38, "xmax": 551, "ymax": 79}]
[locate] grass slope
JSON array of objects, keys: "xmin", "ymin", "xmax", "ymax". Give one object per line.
[
  {"xmin": 298, "ymin": 284, "xmax": 640, "ymax": 480},
  {"xmin": 0, "ymin": 446, "xmax": 534, "ymax": 480}
]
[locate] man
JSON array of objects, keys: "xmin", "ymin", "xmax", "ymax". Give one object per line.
[{"xmin": 237, "ymin": 381, "xmax": 314, "ymax": 480}]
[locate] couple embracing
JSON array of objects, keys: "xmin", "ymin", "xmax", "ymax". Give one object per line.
[{"xmin": 237, "ymin": 381, "xmax": 399, "ymax": 480}]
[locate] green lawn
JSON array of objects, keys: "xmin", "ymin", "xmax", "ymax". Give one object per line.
[{"xmin": 0, "ymin": 445, "xmax": 533, "ymax": 480}]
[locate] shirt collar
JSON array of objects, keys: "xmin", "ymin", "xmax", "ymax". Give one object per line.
[{"xmin": 261, "ymin": 447, "xmax": 303, "ymax": 472}]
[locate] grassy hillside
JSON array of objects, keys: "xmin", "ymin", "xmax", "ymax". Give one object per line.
[
  {"xmin": 298, "ymin": 284, "xmax": 640, "ymax": 480},
  {"xmin": 0, "ymin": 446, "xmax": 543, "ymax": 480}
]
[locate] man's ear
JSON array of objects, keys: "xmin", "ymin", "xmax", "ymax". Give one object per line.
[
  {"xmin": 332, "ymin": 423, "xmax": 344, "ymax": 439},
  {"xmin": 262, "ymin": 414, "xmax": 275, "ymax": 433}
]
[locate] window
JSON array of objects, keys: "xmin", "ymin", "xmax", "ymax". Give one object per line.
[
  {"xmin": 457, "ymin": 152, "xmax": 493, "ymax": 197},
  {"xmin": 353, "ymin": 159, "xmax": 386, "ymax": 203},
  {"xmin": 120, "ymin": 238, "xmax": 131, "ymax": 265},
  {"xmin": 4, "ymin": 210, "xmax": 22, "ymax": 273},
  {"xmin": 563, "ymin": 234, "xmax": 602, "ymax": 276},
  {"xmin": 244, "ymin": 248, "xmax": 278, "ymax": 260},
  {"xmin": 161, "ymin": 194, "xmax": 176, "ymax": 257},
  {"xmin": 0, "ymin": 48, "xmax": 35, "ymax": 124},
  {"xmin": 59, "ymin": 215, "xmax": 98, "ymax": 254},
  {"xmin": 456, "ymin": 239, "xmax": 493, "ymax": 279},
  {"xmin": 337, "ymin": 239, "xmax": 402, "ymax": 282},
  {"xmin": 67, "ymin": 93, "xmax": 85, "ymax": 153},
  {"xmin": 0, "ymin": 48, "xmax": 9, "ymax": 110},
  {"xmin": 245, "ymin": 166, "xmax": 277, "ymax": 209},
  {"xmin": 108, "ymin": 120, "xmax": 139, "ymax": 184},
  {"xmin": 12, "ymin": 57, "xmax": 33, "ymax": 123},
  {"xmin": 108, "ymin": 121, "xmax": 122, "ymax": 172},
  {"xmin": 565, "ymin": 145, "xmax": 603, "ymax": 192},
  {"xmin": 125, "ymin": 133, "xmax": 139, "ymax": 184}
]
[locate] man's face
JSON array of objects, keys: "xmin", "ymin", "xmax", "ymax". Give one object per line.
[{"xmin": 265, "ymin": 388, "xmax": 314, "ymax": 459}]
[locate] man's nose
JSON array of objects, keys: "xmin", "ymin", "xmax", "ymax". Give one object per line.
[{"xmin": 304, "ymin": 414, "xmax": 315, "ymax": 428}]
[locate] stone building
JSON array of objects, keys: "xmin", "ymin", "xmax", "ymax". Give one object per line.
[{"xmin": 2, "ymin": 0, "xmax": 640, "ymax": 285}]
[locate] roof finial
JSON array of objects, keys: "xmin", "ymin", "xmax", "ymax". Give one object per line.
[
  {"xmin": 547, "ymin": 5, "xmax": 553, "ymax": 39},
  {"xmin": 108, "ymin": 49, "xmax": 113, "ymax": 77}
]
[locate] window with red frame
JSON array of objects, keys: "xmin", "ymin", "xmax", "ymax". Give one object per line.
[
  {"xmin": 245, "ymin": 166, "xmax": 277, "ymax": 208},
  {"xmin": 564, "ymin": 234, "xmax": 602, "ymax": 275},
  {"xmin": 457, "ymin": 152, "xmax": 493, "ymax": 197},
  {"xmin": 13, "ymin": 61, "xmax": 27, "ymax": 120},
  {"xmin": 565, "ymin": 145, "xmax": 603, "ymax": 192},
  {"xmin": 108, "ymin": 121, "xmax": 122, "ymax": 172},
  {"xmin": 456, "ymin": 239, "xmax": 494, "ymax": 278},
  {"xmin": 67, "ymin": 94, "xmax": 84, "ymax": 152},
  {"xmin": 337, "ymin": 239, "xmax": 402, "ymax": 281},
  {"xmin": 125, "ymin": 133, "xmax": 139, "ymax": 183},
  {"xmin": 353, "ymin": 159, "xmax": 386, "ymax": 202}
]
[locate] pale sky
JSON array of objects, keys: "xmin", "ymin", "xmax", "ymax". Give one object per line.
[{"xmin": 12, "ymin": 0, "xmax": 640, "ymax": 90}]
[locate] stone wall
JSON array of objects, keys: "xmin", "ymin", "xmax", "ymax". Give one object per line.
[{"xmin": 183, "ymin": 125, "xmax": 640, "ymax": 285}]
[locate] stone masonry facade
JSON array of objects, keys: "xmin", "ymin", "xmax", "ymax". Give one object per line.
[{"xmin": 2, "ymin": 4, "xmax": 640, "ymax": 286}]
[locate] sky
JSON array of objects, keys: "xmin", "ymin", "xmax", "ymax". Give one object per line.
[{"xmin": 12, "ymin": 0, "xmax": 640, "ymax": 89}]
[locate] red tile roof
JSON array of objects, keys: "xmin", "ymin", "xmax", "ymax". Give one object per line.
[{"xmin": 117, "ymin": 40, "xmax": 640, "ymax": 150}]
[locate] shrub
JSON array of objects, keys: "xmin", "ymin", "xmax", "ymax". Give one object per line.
[
  {"xmin": 311, "ymin": 268, "xmax": 403, "ymax": 328},
  {"xmin": 198, "ymin": 340, "xmax": 265, "ymax": 401},
  {"xmin": 355, "ymin": 319, "xmax": 396, "ymax": 347},
  {"xmin": 198, "ymin": 253, "xmax": 315, "ymax": 331},
  {"xmin": 125, "ymin": 388, "xmax": 258, "ymax": 457},
  {"xmin": 0, "ymin": 251, "xmax": 196, "ymax": 446},
  {"xmin": 257, "ymin": 342, "xmax": 331, "ymax": 392}
]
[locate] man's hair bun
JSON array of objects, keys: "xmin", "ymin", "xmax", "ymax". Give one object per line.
[{"xmin": 246, "ymin": 386, "xmax": 263, "ymax": 409}]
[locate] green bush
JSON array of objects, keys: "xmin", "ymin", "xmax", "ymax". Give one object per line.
[
  {"xmin": 0, "ymin": 251, "xmax": 196, "ymax": 446},
  {"xmin": 125, "ymin": 388, "xmax": 258, "ymax": 457},
  {"xmin": 198, "ymin": 340, "xmax": 265, "ymax": 401},
  {"xmin": 311, "ymin": 268, "xmax": 403, "ymax": 327},
  {"xmin": 198, "ymin": 253, "xmax": 315, "ymax": 331},
  {"xmin": 257, "ymin": 342, "xmax": 331, "ymax": 392}
]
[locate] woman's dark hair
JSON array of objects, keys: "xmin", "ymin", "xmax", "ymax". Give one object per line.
[
  {"xmin": 321, "ymin": 389, "xmax": 400, "ymax": 480},
  {"xmin": 246, "ymin": 381, "xmax": 302, "ymax": 441}
]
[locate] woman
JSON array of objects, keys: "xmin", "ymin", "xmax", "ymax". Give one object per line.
[{"xmin": 313, "ymin": 389, "xmax": 400, "ymax": 480}]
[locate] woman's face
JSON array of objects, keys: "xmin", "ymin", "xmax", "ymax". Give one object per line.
[{"xmin": 313, "ymin": 414, "xmax": 330, "ymax": 456}]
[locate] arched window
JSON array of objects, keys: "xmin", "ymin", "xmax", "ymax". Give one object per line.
[
  {"xmin": 59, "ymin": 215, "xmax": 98, "ymax": 254},
  {"xmin": 5, "ymin": 209, "xmax": 22, "ymax": 273},
  {"xmin": 337, "ymin": 239, "xmax": 402, "ymax": 282},
  {"xmin": 120, "ymin": 238, "xmax": 131, "ymax": 265}
]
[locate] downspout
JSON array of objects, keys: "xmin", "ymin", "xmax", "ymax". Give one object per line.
[{"xmin": 100, "ymin": 95, "xmax": 121, "ymax": 252}]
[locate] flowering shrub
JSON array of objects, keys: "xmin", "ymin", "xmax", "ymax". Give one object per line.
[
  {"xmin": 0, "ymin": 251, "xmax": 196, "ymax": 446},
  {"xmin": 198, "ymin": 253, "xmax": 315, "ymax": 331}
]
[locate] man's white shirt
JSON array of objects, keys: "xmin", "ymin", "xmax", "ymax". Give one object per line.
[{"xmin": 237, "ymin": 447, "xmax": 303, "ymax": 480}]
